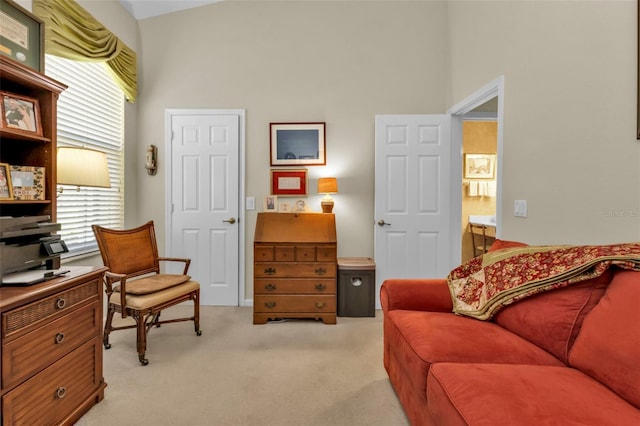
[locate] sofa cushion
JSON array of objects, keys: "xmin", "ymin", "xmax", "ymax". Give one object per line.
[
  {"xmin": 493, "ymin": 269, "xmax": 611, "ymax": 363},
  {"xmin": 427, "ymin": 363, "xmax": 640, "ymax": 426},
  {"xmin": 386, "ymin": 310, "xmax": 563, "ymax": 397},
  {"xmin": 488, "ymin": 238, "xmax": 528, "ymax": 251},
  {"xmin": 569, "ymin": 269, "xmax": 640, "ymax": 408}
]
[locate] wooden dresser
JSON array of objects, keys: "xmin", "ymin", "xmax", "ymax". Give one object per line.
[
  {"xmin": 253, "ymin": 213, "xmax": 337, "ymax": 324},
  {"xmin": 0, "ymin": 266, "xmax": 108, "ymax": 425}
]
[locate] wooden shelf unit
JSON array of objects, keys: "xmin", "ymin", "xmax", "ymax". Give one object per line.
[{"xmin": 0, "ymin": 56, "xmax": 67, "ymax": 220}]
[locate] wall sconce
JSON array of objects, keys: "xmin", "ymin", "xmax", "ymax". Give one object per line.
[
  {"xmin": 57, "ymin": 146, "xmax": 110, "ymax": 194},
  {"xmin": 145, "ymin": 144, "xmax": 157, "ymax": 175},
  {"xmin": 317, "ymin": 177, "xmax": 338, "ymax": 213}
]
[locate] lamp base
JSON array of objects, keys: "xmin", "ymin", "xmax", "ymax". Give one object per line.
[{"xmin": 321, "ymin": 200, "xmax": 334, "ymax": 214}]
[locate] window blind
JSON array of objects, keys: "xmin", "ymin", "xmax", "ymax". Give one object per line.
[{"xmin": 46, "ymin": 54, "xmax": 125, "ymax": 256}]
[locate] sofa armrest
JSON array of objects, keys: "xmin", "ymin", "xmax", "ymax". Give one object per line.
[{"xmin": 381, "ymin": 279, "xmax": 453, "ymax": 313}]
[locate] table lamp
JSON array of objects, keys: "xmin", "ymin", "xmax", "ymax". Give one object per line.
[
  {"xmin": 57, "ymin": 146, "xmax": 111, "ymax": 193},
  {"xmin": 317, "ymin": 177, "xmax": 338, "ymax": 213}
]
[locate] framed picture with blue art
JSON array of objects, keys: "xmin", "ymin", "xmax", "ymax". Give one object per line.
[{"xmin": 270, "ymin": 122, "xmax": 326, "ymax": 166}]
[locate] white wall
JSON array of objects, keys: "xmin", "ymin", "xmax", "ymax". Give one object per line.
[
  {"xmin": 136, "ymin": 1, "xmax": 450, "ymax": 300},
  {"xmin": 24, "ymin": 0, "xmax": 639, "ymax": 294},
  {"xmin": 448, "ymin": 0, "xmax": 639, "ymax": 244}
]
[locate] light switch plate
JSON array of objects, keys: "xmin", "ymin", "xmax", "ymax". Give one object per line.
[
  {"xmin": 514, "ymin": 200, "xmax": 527, "ymax": 217},
  {"xmin": 246, "ymin": 196, "xmax": 255, "ymax": 210}
]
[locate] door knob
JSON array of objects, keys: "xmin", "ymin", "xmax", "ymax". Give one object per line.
[
  {"xmin": 377, "ymin": 220, "xmax": 391, "ymax": 227},
  {"xmin": 223, "ymin": 217, "xmax": 236, "ymax": 224}
]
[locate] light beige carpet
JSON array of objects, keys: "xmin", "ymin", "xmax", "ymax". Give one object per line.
[{"xmin": 76, "ymin": 306, "xmax": 409, "ymax": 426}]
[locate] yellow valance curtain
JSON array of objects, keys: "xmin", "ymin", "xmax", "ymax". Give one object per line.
[{"xmin": 33, "ymin": 0, "xmax": 137, "ymax": 102}]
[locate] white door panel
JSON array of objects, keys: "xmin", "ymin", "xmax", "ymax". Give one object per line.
[
  {"xmin": 374, "ymin": 115, "xmax": 452, "ymax": 308},
  {"xmin": 168, "ymin": 112, "xmax": 240, "ymax": 306}
]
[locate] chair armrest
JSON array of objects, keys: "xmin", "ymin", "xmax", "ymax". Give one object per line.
[
  {"xmin": 158, "ymin": 257, "xmax": 191, "ymax": 274},
  {"xmin": 104, "ymin": 270, "xmax": 129, "ymax": 318},
  {"xmin": 380, "ymin": 278, "xmax": 453, "ymax": 313}
]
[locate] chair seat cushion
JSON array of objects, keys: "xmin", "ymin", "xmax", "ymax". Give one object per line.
[
  {"xmin": 116, "ymin": 274, "xmax": 191, "ymax": 295},
  {"xmin": 111, "ymin": 280, "xmax": 200, "ymax": 310}
]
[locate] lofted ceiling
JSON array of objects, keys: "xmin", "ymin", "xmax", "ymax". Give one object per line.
[{"xmin": 118, "ymin": 0, "xmax": 222, "ymax": 20}]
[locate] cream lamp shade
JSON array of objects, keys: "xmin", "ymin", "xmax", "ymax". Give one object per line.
[
  {"xmin": 57, "ymin": 146, "xmax": 111, "ymax": 191},
  {"xmin": 317, "ymin": 177, "xmax": 338, "ymax": 213}
]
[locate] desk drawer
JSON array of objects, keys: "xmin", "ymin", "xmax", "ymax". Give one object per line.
[
  {"xmin": 2, "ymin": 301, "xmax": 101, "ymax": 390},
  {"xmin": 254, "ymin": 278, "xmax": 336, "ymax": 295},
  {"xmin": 2, "ymin": 280, "xmax": 100, "ymax": 340},
  {"xmin": 2, "ymin": 339, "xmax": 101, "ymax": 426},
  {"xmin": 254, "ymin": 295, "xmax": 336, "ymax": 313},
  {"xmin": 254, "ymin": 263, "xmax": 336, "ymax": 278}
]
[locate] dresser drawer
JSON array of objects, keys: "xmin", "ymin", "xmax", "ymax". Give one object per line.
[
  {"xmin": 2, "ymin": 280, "xmax": 100, "ymax": 341},
  {"xmin": 2, "ymin": 301, "xmax": 101, "ymax": 391},
  {"xmin": 275, "ymin": 246, "xmax": 295, "ymax": 261},
  {"xmin": 317, "ymin": 246, "xmax": 337, "ymax": 261},
  {"xmin": 254, "ymin": 295, "xmax": 336, "ymax": 313},
  {"xmin": 2, "ymin": 339, "xmax": 101, "ymax": 426},
  {"xmin": 254, "ymin": 246, "xmax": 274, "ymax": 261},
  {"xmin": 254, "ymin": 278, "xmax": 336, "ymax": 295},
  {"xmin": 254, "ymin": 262, "xmax": 336, "ymax": 278}
]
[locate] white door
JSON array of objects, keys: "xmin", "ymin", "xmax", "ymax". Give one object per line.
[
  {"xmin": 374, "ymin": 114, "xmax": 452, "ymax": 308},
  {"xmin": 167, "ymin": 110, "xmax": 241, "ymax": 306}
]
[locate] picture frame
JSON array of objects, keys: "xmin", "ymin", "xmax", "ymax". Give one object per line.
[
  {"xmin": 0, "ymin": 91, "xmax": 41, "ymax": 135},
  {"xmin": 0, "ymin": 162, "xmax": 13, "ymax": 199},
  {"xmin": 293, "ymin": 199, "xmax": 307, "ymax": 212},
  {"xmin": 9, "ymin": 165, "xmax": 45, "ymax": 200},
  {"xmin": 278, "ymin": 201, "xmax": 291, "ymax": 213},
  {"xmin": 464, "ymin": 154, "xmax": 496, "ymax": 179},
  {"xmin": 270, "ymin": 122, "xmax": 326, "ymax": 166},
  {"xmin": 270, "ymin": 169, "xmax": 308, "ymax": 197},
  {"xmin": 263, "ymin": 195, "xmax": 278, "ymax": 212},
  {"xmin": 0, "ymin": 0, "xmax": 44, "ymax": 72}
]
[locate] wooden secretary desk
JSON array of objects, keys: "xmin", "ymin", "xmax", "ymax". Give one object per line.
[{"xmin": 253, "ymin": 213, "xmax": 337, "ymax": 324}]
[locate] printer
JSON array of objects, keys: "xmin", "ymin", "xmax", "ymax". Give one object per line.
[{"xmin": 0, "ymin": 215, "xmax": 68, "ymax": 284}]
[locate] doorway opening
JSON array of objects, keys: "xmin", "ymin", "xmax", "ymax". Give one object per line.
[{"xmin": 448, "ymin": 76, "xmax": 504, "ymax": 265}]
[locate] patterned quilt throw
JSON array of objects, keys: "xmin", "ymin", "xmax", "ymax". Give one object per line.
[{"xmin": 447, "ymin": 243, "xmax": 640, "ymax": 320}]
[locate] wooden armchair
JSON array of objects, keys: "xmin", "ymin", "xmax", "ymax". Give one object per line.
[{"xmin": 92, "ymin": 221, "xmax": 201, "ymax": 365}]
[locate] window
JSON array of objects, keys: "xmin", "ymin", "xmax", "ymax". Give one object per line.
[{"xmin": 46, "ymin": 54, "xmax": 125, "ymax": 256}]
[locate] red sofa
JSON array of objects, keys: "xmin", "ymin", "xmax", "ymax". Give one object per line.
[{"xmin": 381, "ymin": 244, "xmax": 640, "ymax": 425}]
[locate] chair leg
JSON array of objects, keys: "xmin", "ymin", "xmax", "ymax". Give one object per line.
[
  {"xmin": 194, "ymin": 290, "xmax": 202, "ymax": 336},
  {"xmin": 133, "ymin": 311, "xmax": 149, "ymax": 366},
  {"xmin": 103, "ymin": 305, "xmax": 115, "ymax": 350}
]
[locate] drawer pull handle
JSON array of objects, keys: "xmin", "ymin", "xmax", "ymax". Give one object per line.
[
  {"xmin": 55, "ymin": 387, "xmax": 67, "ymax": 399},
  {"xmin": 265, "ymin": 283, "xmax": 276, "ymax": 291},
  {"xmin": 55, "ymin": 298, "xmax": 66, "ymax": 309},
  {"xmin": 315, "ymin": 302, "xmax": 326, "ymax": 309},
  {"xmin": 315, "ymin": 284, "xmax": 326, "ymax": 291},
  {"xmin": 315, "ymin": 268, "xmax": 327, "ymax": 275},
  {"xmin": 265, "ymin": 301, "xmax": 276, "ymax": 309},
  {"xmin": 264, "ymin": 268, "xmax": 276, "ymax": 275},
  {"xmin": 55, "ymin": 332, "xmax": 65, "ymax": 344}
]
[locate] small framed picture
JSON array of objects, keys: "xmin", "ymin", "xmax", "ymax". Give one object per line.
[
  {"xmin": 9, "ymin": 165, "xmax": 45, "ymax": 200},
  {"xmin": 464, "ymin": 154, "xmax": 496, "ymax": 179},
  {"xmin": 270, "ymin": 122, "xmax": 326, "ymax": 166},
  {"xmin": 279, "ymin": 201, "xmax": 291, "ymax": 213},
  {"xmin": 294, "ymin": 199, "xmax": 307, "ymax": 212},
  {"xmin": 271, "ymin": 169, "xmax": 308, "ymax": 197},
  {"xmin": 0, "ymin": 163, "xmax": 14, "ymax": 200},
  {"xmin": 0, "ymin": 91, "xmax": 42, "ymax": 135},
  {"xmin": 263, "ymin": 195, "xmax": 278, "ymax": 212}
]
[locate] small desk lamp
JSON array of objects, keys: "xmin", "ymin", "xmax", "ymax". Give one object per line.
[
  {"xmin": 317, "ymin": 177, "xmax": 338, "ymax": 213},
  {"xmin": 57, "ymin": 146, "xmax": 111, "ymax": 193}
]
